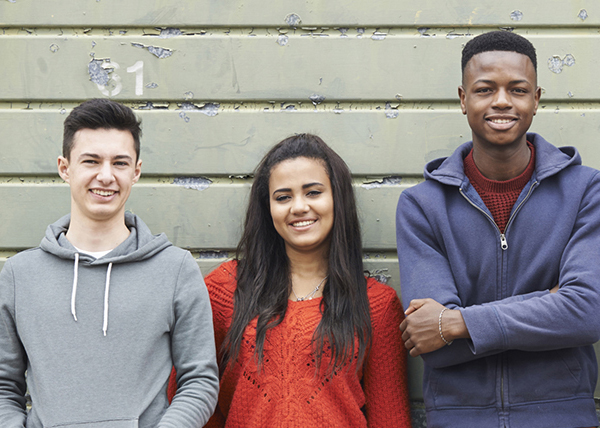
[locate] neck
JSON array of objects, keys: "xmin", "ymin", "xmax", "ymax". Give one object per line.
[
  {"xmin": 286, "ymin": 245, "xmax": 329, "ymax": 299},
  {"xmin": 472, "ymin": 140, "xmax": 531, "ymax": 181},
  {"xmin": 66, "ymin": 210, "xmax": 130, "ymax": 252}
]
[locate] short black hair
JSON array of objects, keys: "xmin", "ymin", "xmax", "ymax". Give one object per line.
[
  {"xmin": 63, "ymin": 99, "xmax": 142, "ymax": 160},
  {"xmin": 461, "ymin": 31, "xmax": 537, "ymax": 75}
]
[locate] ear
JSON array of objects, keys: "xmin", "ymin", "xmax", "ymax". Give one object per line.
[
  {"xmin": 132, "ymin": 159, "xmax": 142, "ymax": 184},
  {"xmin": 458, "ymin": 86, "xmax": 467, "ymax": 115},
  {"xmin": 533, "ymin": 86, "xmax": 542, "ymax": 116},
  {"xmin": 57, "ymin": 156, "xmax": 70, "ymax": 183}
]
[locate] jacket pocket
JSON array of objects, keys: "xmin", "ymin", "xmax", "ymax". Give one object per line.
[
  {"xmin": 425, "ymin": 356, "xmax": 497, "ymax": 409},
  {"xmin": 507, "ymin": 348, "xmax": 592, "ymax": 404}
]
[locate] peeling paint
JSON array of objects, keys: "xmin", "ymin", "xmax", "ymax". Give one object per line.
[
  {"xmin": 568, "ymin": 91, "xmax": 574, "ymax": 98},
  {"xmin": 385, "ymin": 102, "xmax": 399, "ymax": 119},
  {"xmin": 49, "ymin": 44, "xmax": 59, "ymax": 53},
  {"xmin": 146, "ymin": 82, "xmax": 158, "ymax": 89},
  {"xmin": 281, "ymin": 105, "xmax": 296, "ymax": 111},
  {"xmin": 418, "ymin": 27, "xmax": 435, "ymax": 37},
  {"xmin": 60, "ymin": 108, "xmax": 66, "ymax": 115},
  {"xmin": 367, "ymin": 271, "xmax": 390, "ymax": 285},
  {"xmin": 173, "ymin": 177, "xmax": 212, "ymax": 191},
  {"xmin": 285, "ymin": 13, "xmax": 301, "ymax": 26},
  {"xmin": 338, "ymin": 28, "xmax": 348, "ymax": 38},
  {"xmin": 179, "ymin": 102, "xmax": 220, "ymax": 117},
  {"xmin": 196, "ymin": 250, "xmax": 228, "ymax": 259},
  {"xmin": 333, "ymin": 106, "xmax": 343, "ymax": 114},
  {"xmin": 277, "ymin": 34, "xmax": 289, "ymax": 46},
  {"xmin": 395, "ymin": 94, "xmax": 403, "ymax": 101},
  {"xmin": 184, "ymin": 91, "xmax": 194, "ymax": 100},
  {"xmin": 357, "ymin": 28, "xmax": 365, "ymax": 38},
  {"xmin": 309, "ymin": 94, "xmax": 325, "ymax": 106},
  {"xmin": 578, "ymin": 9, "xmax": 588, "ymax": 21},
  {"xmin": 361, "ymin": 176, "xmax": 403, "ymax": 189},
  {"xmin": 131, "ymin": 42, "xmax": 173, "ymax": 59},
  {"xmin": 158, "ymin": 27, "xmax": 183, "ymax": 38},
  {"xmin": 88, "ymin": 59, "xmax": 111, "ymax": 86},
  {"xmin": 548, "ymin": 54, "xmax": 575, "ymax": 73},
  {"xmin": 510, "ymin": 10, "xmax": 523, "ymax": 21},
  {"xmin": 371, "ymin": 31, "xmax": 387, "ymax": 41}
]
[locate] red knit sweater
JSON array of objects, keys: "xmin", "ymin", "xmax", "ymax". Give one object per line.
[
  {"xmin": 464, "ymin": 143, "xmax": 536, "ymax": 232},
  {"xmin": 188, "ymin": 260, "xmax": 411, "ymax": 428}
]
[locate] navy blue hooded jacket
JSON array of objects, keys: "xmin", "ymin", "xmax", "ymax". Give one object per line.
[{"xmin": 396, "ymin": 133, "xmax": 600, "ymax": 428}]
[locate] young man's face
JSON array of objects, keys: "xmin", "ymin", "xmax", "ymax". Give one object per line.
[
  {"xmin": 459, "ymin": 50, "xmax": 541, "ymax": 150},
  {"xmin": 57, "ymin": 128, "xmax": 142, "ymax": 225}
]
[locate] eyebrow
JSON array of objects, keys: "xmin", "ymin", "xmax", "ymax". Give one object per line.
[
  {"xmin": 272, "ymin": 182, "xmax": 324, "ymax": 196},
  {"xmin": 473, "ymin": 79, "xmax": 531, "ymax": 85},
  {"xmin": 79, "ymin": 153, "xmax": 133, "ymax": 161}
]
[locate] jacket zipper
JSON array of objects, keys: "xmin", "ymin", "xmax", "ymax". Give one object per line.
[{"xmin": 459, "ymin": 180, "xmax": 539, "ymax": 419}]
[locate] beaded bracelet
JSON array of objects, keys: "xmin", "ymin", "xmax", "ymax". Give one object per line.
[{"xmin": 438, "ymin": 307, "xmax": 453, "ymax": 346}]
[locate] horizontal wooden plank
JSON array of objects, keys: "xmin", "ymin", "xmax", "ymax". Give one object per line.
[
  {"xmin": 0, "ymin": 182, "xmax": 409, "ymax": 250},
  {"xmin": 1, "ymin": 1, "xmax": 598, "ymax": 27},
  {"xmin": 0, "ymin": 34, "xmax": 597, "ymax": 102},
  {"xmin": 2, "ymin": 108, "xmax": 600, "ymax": 175}
]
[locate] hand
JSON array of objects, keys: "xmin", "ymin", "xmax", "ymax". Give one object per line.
[{"xmin": 400, "ymin": 299, "xmax": 468, "ymax": 357}]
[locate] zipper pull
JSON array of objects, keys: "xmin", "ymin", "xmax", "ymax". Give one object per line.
[{"xmin": 500, "ymin": 234, "xmax": 508, "ymax": 250}]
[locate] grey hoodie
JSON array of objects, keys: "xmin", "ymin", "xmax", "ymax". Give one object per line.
[{"xmin": 0, "ymin": 213, "xmax": 219, "ymax": 427}]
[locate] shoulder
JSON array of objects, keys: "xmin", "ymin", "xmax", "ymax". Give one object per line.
[
  {"xmin": 366, "ymin": 278, "xmax": 401, "ymax": 314},
  {"xmin": 4, "ymin": 247, "xmax": 48, "ymax": 270},
  {"xmin": 205, "ymin": 260, "xmax": 238, "ymax": 305}
]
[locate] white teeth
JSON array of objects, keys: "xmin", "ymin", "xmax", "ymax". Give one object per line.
[
  {"xmin": 292, "ymin": 220, "xmax": 315, "ymax": 227},
  {"xmin": 92, "ymin": 189, "xmax": 115, "ymax": 196},
  {"xmin": 490, "ymin": 119, "xmax": 513, "ymax": 124}
]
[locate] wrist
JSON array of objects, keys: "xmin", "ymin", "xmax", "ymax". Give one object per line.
[{"xmin": 443, "ymin": 309, "xmax": 469, "ymax": 341}]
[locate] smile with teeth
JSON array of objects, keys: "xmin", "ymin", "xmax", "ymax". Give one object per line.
[
  {"xmin": 488, "ymin": 118, "xmax": 515, "ymax": 124},
  {"xmin": 91, "ymin": 189, "xmax": 116, "ymax": 197},
  {"xmin": 292, "ymin": 220, "xmax": 315, "ymax": 227}
]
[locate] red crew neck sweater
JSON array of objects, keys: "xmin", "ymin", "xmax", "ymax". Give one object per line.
[
  {"xmin": 189, "ymin": 260, "xmax": 411, "ymax": 428},
  {"xmin": 463, "ymin": 142, "xmax": 536, "ymax": 233}
]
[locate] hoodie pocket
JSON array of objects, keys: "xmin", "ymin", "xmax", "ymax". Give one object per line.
[
  {"xmin": 508, "ymin": 348, "xmax": 586, "ymax": 404},
  {"xmin": 50, "ymin": 419, "xmax": 138, "ymax": 428}
]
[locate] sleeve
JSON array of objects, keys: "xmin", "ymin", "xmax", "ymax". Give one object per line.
[
  {"xmin": 362, "ymin": 287, "xmax": 412, "ymax": 428},
  {"xmin": 0, "ymin": 261, "xmax": 28, "ymax": 427},
  {"xmin": 461, "ymin": 172, "xmax": 600, "ymax": 355},
  {"xmin": 158, "ymin": 252, "xmax": 220, "ymax": 428},
  {"xmin": 396, "ymin": 191, "xmax": 551, "ymax": 369}
]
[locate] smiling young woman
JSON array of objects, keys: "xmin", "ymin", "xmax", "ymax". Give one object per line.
[{"xmin": 170, "ymin": 134, "xmax": 411, "ymax": 427}]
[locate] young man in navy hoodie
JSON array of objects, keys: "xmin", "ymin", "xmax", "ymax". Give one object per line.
[
  {"xmin": 0, "ymin": 99, "xmax": 219, "ymax": 427},
  {"xmin": 397, "ymin": 31, "xmax": 600, "ymax": 427}
]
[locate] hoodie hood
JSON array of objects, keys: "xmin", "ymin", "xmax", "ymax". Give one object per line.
[
  {"xmin": 40, "ymin": 211, "xmax": 172, "ymax": 264},
  {"xmin": 424, "ymin": 133, "xmax": 582, "ymax": 187},
  {"xmin": 39, "ymin": 211, "xmax": 172, "ymax": 336}
]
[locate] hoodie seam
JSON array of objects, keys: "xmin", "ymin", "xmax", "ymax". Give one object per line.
[{"xmin": 170, "ymin": 251, "xmax": 189, "ymax": 328}]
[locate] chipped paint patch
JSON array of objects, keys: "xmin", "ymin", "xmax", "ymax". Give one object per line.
[
  {"xmin": 285, "ymin": 13, "xmax": 301, "ymax": 26},
  {"xmin": 88, "ymin": 59, "xmax": 111, "ymax": 85},
  {"xmin": 49, "ymin": 44, "xmax": 59, "ymax": 53},
  {"xmin": 361, "ymin": 176, "xmax": 403, "ymax": 189},
  {"xmin": 131, "ymin": 42, "xmax": 173, "ymax": 59},
  {"xmin": 158, "ymin": 27, "xmax": 183, "ymax": 38},
  {"xmin": 547, "ymin": 54, "xmax": 575, "ymax": 73},
  {"xmin": 418, "ymin": 27, "xmax": 433, "ymax": 37},
  {"xmin": 385, "ymin": 102, "xmax": 399, "ymax": 119},
  {"xmin": 309, "ymin": 94, "xmax": 325, "ymax": 106},
  {"xmin": 338, "ymin": 28, "xmax": 348, "ymax": 38},
  {"xmin": 568, "ymin": 91, "xmax": 574, "ymax": 98},
  {"xmin": 184, "ymin": 91, "xmax": 194, "ymax": 100},
  {"xmin": 173, "ymin": 177, "xmax": 212, "ymax": 191},
  {"xmin": 578, "ymin": 9, "xmax": 588, "ymax": 21},
  {"xmin": 510, "ymin": 10, "xmax": 523, "ymax": 21},
  {"xmin": 371, "ymin": 31, "xmax": 387, "ymax": 41},
  {"xmin": 277, "ymin": 34, "xmax": 289, "ymax": 46},
  {"xmin": 145, "ymin": 82, "xmax": 158, "ymax": 89},
  {"xmin": 196, "ymin": 250, "xmax": 228, "ymax": 259},
  {"xmin": 179, "ymin": 102, "xmax": 220, "ymax": 117}
]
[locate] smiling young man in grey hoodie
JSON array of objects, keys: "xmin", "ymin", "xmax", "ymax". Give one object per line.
[{"xmin": 0, "ymin": 99, "xmax": 219, "ymax": 427}]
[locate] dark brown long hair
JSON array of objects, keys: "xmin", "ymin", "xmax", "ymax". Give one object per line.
[{"xmin": 221, "ymin": 134, "xmax": 372, "ymax": 374}]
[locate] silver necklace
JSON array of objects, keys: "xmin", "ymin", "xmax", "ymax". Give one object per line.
[{"xmin": 292, "ymin": 276, "xmax": 328, "ymax": 301}]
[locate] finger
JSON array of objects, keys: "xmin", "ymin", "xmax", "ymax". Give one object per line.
[{"xmin": 399, "ymin": 319, "xmax": 407, "ymax": 332}]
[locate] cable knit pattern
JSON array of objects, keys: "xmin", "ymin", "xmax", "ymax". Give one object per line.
[{"xmin": 204, "ymin": 260, "xmax": 411, "ymax": 428}]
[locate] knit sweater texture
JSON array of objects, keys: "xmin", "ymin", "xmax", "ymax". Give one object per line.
[
  {"xmin": 463, "ymin": 142, "xmax": 535, "ymax": 232},
  {"xmin": 202, "ymin": 260, "xmax": 411, "ymax": 428}
]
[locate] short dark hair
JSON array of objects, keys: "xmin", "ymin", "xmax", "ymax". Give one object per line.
[
  {"xmin": 63, "ymin": 99, "xmax": 142, "ymax": 160},
  {"xmin": 461, "ymin": 31, "xmax": 537, "ymax": 75}
]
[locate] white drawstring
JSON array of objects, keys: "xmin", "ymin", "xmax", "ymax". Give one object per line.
[
  {"xmin": 103, "ymin": 263, "xmax": 113, "ymax": 337},
  {"xmin": 71, "ymin": 253, "xmax": 79, "ymax": 321}
]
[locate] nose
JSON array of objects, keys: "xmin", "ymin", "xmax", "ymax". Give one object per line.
[
  {"xmin": 290, "ymin": 196, "xmax": 309, "ymax": 214},
  {"xmin": 96, "ymin": 162, "xmax": 115, "ymax": 184},
  {"xmin": 492, "ymin": 88, "xmax": 511, "ymax": 109}
]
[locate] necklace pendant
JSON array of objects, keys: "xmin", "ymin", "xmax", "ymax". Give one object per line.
[{"xmin": 297, "ymin": 297, "xmax": 305, "ymax": 301}]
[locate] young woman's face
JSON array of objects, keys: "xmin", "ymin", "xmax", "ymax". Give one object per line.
[{"xmin": 268, "ymin": 157, "xmax": 334, "ymax": 256}]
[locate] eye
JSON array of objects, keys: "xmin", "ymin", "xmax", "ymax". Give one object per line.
[
  {"xmin": 475, "ymin": 87, "xmax": 491, "ymax": 94},
  {"xmin": 275, "ymin": 195, "xmax": 291, "ymax": 202},
  {"xmin": 83, "ymin": 159, "xmax": 98, "ymax": 164},
  {"xmin": 512, "ymin": 87, "xmax": 528, "ymax": 94},
  {"xmin": 114, "ymin": 161, "xmax": 129, "ymax": 167},
  {"xmin": 307, "ymin": 190, "xmax": 322, "ymax": 197}
]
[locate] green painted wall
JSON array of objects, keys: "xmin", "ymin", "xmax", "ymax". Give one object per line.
[{"xmin": 1, "ymin": 0, "xmax": 599, "ymax": 406}]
